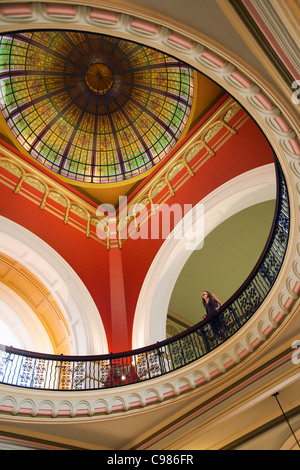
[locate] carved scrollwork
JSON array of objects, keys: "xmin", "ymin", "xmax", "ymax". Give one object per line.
[
  {"xmin": 0, "ymin": 159, "xmax": 23, "ymax": 178},
  {"xmin": 48, "ymin": 189, "xmax": 69, "ymax": 208}
]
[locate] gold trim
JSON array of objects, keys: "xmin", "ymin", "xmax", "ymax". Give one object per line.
[
  {"xmin": 117, "ymin": 99, "xmax": 243, "ymax": 246},
  {"xmin": 0, "ymin": 252, "xmax": 71, "ymax": 354},
  {"xmin": 0, "ymin": 98, "xmax": 242, "ymax": 249},
  {"xmin": 0, "ymin": 58, "xmax": 201, "ymax": 193}
]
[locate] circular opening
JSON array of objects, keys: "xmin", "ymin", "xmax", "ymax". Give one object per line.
[
  {"xmin": 85, "ymin": 62, "xmax": 113, "ymax": 94},
  {"xmin": 0, "ymin": 30, "xmax": 194, "ymax": 184}
]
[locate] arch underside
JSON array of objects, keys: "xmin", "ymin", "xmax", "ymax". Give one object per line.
[{"xmin": 0, "ymin": 2, "xmax": 298, "ymax": 399}]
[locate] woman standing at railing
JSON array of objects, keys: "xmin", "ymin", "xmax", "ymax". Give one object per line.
[
  {"xmin": 201, "ymin": 291, "xmax": 226, "ymax": 340},
  {"xmin": 201, "ymin": 291, "xmax": 222, "ymax": 315}
]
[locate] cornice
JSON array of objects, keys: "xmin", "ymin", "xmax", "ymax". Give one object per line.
[
  {"xmin": 0, "ymin": 0, "xmax": 299, "ymax": 424},
  {"xmin": 0, "ymin": 98, "xmax": 244, "ymax": 249},
  {"xmin": 133, "ymin": 163, "xmax": 277, "ymax": 347},
  {"xmin": 216, "ymin": 0, "xmax": 300, "ymax": 109},
  {"xmin": 1, "ymin": 0, "xmax": 299, "ymax": 125},
  {"xmin": 149, "ymin": 351, "xmax": 300, "ymax": 451},
  {"xmin": 0, "ymin": 309, "xmax": 299, "ymax": 426}
]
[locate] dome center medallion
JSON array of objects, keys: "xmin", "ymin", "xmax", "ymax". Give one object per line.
[{"xmin": 85, "ymin": 63, "xmax": 113, "ymax": 94}]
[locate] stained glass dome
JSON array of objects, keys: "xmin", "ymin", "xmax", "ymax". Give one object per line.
[{"xmin": 0, "ymin": 31, "xmax": 194, "ymax": 184}]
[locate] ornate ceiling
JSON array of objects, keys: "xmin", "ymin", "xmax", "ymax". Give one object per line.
[
  {"xmin": 0, "ymin": 30, "xmax": 194, "ymax": 185},
  {"xmin": 0, "ymin": 0, "xmax": 299, "ymax": 452}
]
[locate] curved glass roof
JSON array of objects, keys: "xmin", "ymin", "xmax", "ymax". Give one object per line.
[{"xmin": 0, "ymin": 31, "xmax": 194, "ymax": 184}]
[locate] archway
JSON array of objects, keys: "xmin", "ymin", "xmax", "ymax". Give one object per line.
[
  {"xmin": 0, "ymin": 217, "xmax": 109, "ymax": 354},
  {"xmin": 0, "ymin": 1, "xmax": 298, "ymax": 353},
  {"xmin": 133, "ymin": 164, "xmax": 276, "ymax": 347}
]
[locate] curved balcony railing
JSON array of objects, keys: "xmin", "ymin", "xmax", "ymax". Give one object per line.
[{"xmin": 0, "ymin": 160, "xmax": 289, "ymax": 391}]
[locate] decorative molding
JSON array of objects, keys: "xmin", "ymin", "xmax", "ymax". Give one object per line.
[
  {"xmin": 166, "ymin": 311, "xmax": 193, "ymax": 338},
  {"xmin": 0, "ymin": 217, "xmax": 109, "ymax": 355},
  {"xmin": 0, "ymin": 282, "xmax": 54, "ymax": 353},
  {"xmin": 241, "ymin": 0, "xmax": 299, "ymax": 78},
  {"xmin": 0, "ymin": 98, "xmax": 243, "ymax": 249},
  {"xmin": 0, "ymin": 146, "xmax": 107, "ymax": 246},
  {"xmin": 133, "ymin": 164, "xmax": 277, "ymax": 347},
  {"xmin": 0, "ymin": 253, "xmax": 71, "ymax": 354},
  {"xmin": 0, "ymin": 329, "xmax": 299, "ymax": 420},
  {"xmin": 216, "ymin": 0, "xmax": 299, "ymax": 108},
  {"xmin": 0, "ymin": 1, "xmax": 298, "ymax": 419},
  {"xmin": 117, "ymin": 99, "xmax": 243, "ymax": 248}
]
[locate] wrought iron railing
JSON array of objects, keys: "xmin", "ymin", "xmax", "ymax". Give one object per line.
[{"xmin": 0, "ymin": 161, "xmax": 289, "ymax": 391}]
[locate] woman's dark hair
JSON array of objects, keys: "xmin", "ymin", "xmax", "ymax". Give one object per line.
[{"xmin": 202, "ymin": 291, "xmax": 213, "ymax": 307}]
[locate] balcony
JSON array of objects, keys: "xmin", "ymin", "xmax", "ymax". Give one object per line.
[{"xmin": 0, "ymin": 161, "xmax": 290, "ymax": 396}]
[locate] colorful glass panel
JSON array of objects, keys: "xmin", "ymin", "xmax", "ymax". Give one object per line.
[{"xmin": 0, "ymin": 30, "xmax": 193, "ymax": 183}]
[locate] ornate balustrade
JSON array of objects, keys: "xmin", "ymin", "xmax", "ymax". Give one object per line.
[{"xmin": 0, "ymin": 161, "xmax": 289, "ymax": 391}]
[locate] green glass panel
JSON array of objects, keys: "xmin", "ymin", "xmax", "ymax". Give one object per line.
[{"xmin": 0, "ymin": 30, "xmax": 193, "ymax": 183}]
